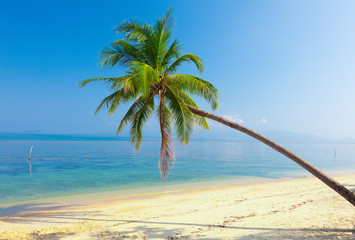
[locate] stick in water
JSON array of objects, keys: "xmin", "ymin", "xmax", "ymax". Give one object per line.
[
  {"xmin": 29, "ymin": 145, "xmax": 33, "ymax": 160},
  {"xmin": 28, "ymin": 145, "xmax": 33, "ymax": 175}
]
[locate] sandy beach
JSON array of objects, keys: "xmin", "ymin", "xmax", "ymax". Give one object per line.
[{"xmin": 1, "ymin": 174, "xmax": 354, "ymax": 240}]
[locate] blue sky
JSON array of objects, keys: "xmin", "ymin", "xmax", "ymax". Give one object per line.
[{"xmin": 1, "ymin": 0, "xmax": 355, "ymax": 139}]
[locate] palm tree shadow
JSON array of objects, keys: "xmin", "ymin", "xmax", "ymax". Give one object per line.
[
  {"xmin": 97, "ymin": 222, "xmax": 354, "ymax": 239},
  {"xmin": 25, "ymin": 231, "xmax": 75, "ymax": 240},
  {"xmin": 0, "ymin": 202, "xmax": 96, "ymax": 224},
  {"xmin": 96, "ymin": 225, "xmax": 192, "ymax": 240},
  {"xmin": 1, "ymin": 205, "xmax": 354, "ymax": 239},
  {"xmin": 237, "ymin": 230, "xmax": 355, "ymax": 240},
  {"xmin": 0, "ymin": 203, "xmax": 61, "ymax": 218},
  {"xmin": 345, "ymin": 184, "xmax": 355, "ymax": 193}
]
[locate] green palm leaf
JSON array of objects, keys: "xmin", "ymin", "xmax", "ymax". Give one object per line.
[
  {"xmin": 116, "ymin": 95, "xmax": 154, "ymax": 135},
  {"xmin": 100, "ymin": 40, "xmax": 147, "ymax": 68},
  {"xmin": 160, "ymin": 39, "xmax": 181, "ymax": 68},
  {"xmin": 167, "ymin": 84, "xmax": 209, "ymax": 130},
  {"xmin": 130, "ymin": 62, "xmax": 159, "ymax": 95},
  {"xmin": 169, "ymin": 74, "xmax": 219, "ymax": 110},
  {"xmin": 94, "ymin": 89, "xmax": 132, "ymax": 115},
  {"xmin": 130, "ymin": 97, "xmax": 155, "ymax": 151},
  {"xmin": 115, "ymin": 20, "xmax": 157, "ymax": 68},
  {"xmin": 165, "ymin": 53, "xmax": 204, "ymax": 75},
  {"xmin": 80, "ymin": 77, "xmax": 125, "ymax": 89},
  {"xmin": 165, "ymin": 87, "xmax": 195, "ymax": 144}
]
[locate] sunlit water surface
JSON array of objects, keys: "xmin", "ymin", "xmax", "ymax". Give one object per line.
[{"xmin": 0, "ymin": 139, "xmax": 354, "ymax": 205}]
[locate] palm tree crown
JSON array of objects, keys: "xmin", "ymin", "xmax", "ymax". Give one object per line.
[{"xmin": 81, "ymin": 8, "xmax": 219, "ymax": 178}]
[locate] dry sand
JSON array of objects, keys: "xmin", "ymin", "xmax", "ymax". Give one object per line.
[{"xmin": 1, "ymin": 174, "xmax": 354, "ymax": 240}]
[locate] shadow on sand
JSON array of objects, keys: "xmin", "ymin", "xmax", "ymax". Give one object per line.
[
  {"xmin": 1, "ymin": 203, "xmax": 66, "ymax": 218},
  {"xmin": 345, "ymin": 184, "xmax": 355, "ymax": 193},
  {"xmin": 1, "ymin": 202, "xmax": 354, "ymax": 239}
]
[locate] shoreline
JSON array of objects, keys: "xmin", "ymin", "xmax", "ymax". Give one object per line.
[
  {"xmin": 0, "ymin": 175, "xmax": 280, "ymax": 219},
  {"xmin": 1, "ymin": 173, "xmax": 354, "ymax": 239},
  {"xmin": 1, "ymin": 170, "xmax": 354, "ymax": 220}
]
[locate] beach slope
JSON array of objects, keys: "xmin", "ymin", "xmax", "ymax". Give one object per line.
[{"xmin": 1, "ymin": 175, "xmax": 354, "ymax": 239}]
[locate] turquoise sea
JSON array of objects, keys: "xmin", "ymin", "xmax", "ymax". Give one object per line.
[{"xmin": 0, "ymin": 135, "xmax": 355, "ymax": 206}]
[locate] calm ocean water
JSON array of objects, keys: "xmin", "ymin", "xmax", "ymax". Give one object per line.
[{"xmin": 0, "ymin": 138, "xmax": 354, "ymax": 205}]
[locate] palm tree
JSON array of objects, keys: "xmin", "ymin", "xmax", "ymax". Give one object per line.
[{"xmin": 80, "ymin": 9, "xmax": 355, "ymax": 207}]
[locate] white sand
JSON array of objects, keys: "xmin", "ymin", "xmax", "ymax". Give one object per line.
[{"xmin": 1, "ymin": 174, "xmax": 354, "ymax": 239}]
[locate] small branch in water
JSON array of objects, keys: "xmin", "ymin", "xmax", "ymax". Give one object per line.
[
  {"xmin": 28, "ymin": 145, "xmax": 33, "ymax": 176},
  {"xmin": 28, "ymin": 145, "xmax": 33, "ymax": 160}
]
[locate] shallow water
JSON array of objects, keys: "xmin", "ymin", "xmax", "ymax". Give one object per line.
[{"xmin": 0, "ymin": 139, "xmax": 354, "ymax": 205}]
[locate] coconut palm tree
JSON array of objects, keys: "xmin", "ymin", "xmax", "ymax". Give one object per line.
[{"xmin": 80, "ymin": 9, "xmax": 355, "ymax": 207}]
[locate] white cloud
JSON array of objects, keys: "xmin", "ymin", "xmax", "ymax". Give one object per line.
[
  {"xmin": 257, "ymin": 118, "xmax": 268, "ymax": 125},
  {"xmin": 222, "ymin": 114, "xmax": 245, "ymax": 124}
]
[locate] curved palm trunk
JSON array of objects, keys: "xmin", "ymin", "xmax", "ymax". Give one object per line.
[
  {"xmin": 158, "ymin": 90, "xmax": 175, "ymax": 178},
  {"xmin": 187, "ymin": 105, "xmax": 355, "ymax": 207}
]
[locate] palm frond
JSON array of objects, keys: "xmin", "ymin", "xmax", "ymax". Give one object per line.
[
  {"xmin": 168, "ymin": 74, "xmax": 219, "ymax": 110},
  {"xmin": 130, "ymin": 97, "xmax": 155, "ymax": 151},
  {"xmin": 130, "ymin": 61, "xmax": 159, "ymax": 96},
  {"xmin": 95, "ymin": 88, "xmax": 135, "ymax": 115},
  {"xmin": 154, "ymin": 8, "xmax": 174, "ymax": 71},
  {"xmin": 80, "ymin": 77, "xmax": 125, "ymax": 88},
  {"xmin": 165, "ymin": 53, "xmax": 204, "ymax": 75},
  {"xmin": 116, "ymin": 19, "xmax": 151, "ymax": 41},
  {"xmin": 100, "ymin": 40, "xmax": 147, "ymax": 68},
  {"xmin": 167, "ymin": 85, "xmax": 209, "ymax": 130},
  {"xmin": 118, "ymin": 73, "xmax": 138, "ymax": 94},
  {"xmin": 165, "ymin": 87, "xmax": 195, "ymax": 144},
  {"xmin": 116, "ymin": 95, "xmax": 154, "ymax": 135},
  {"xmin": 115, "ymin": 20, "xmax": 157, "ymax": 68},
  {"xmin": 160, "ymin": 39, "xmax": 181, "ymax": 69}
]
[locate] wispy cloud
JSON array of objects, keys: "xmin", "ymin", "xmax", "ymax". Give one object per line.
[
  {"xmin": 257, "ymin": 118, "xmax": 268, "ymax": 125},
  {"xmin": 222, "ymin": 114, "xmax": 245, "ymax": 124},
  {"xmin": 205, "ymin": 114, "xmax": 244, "ymax": 128}
]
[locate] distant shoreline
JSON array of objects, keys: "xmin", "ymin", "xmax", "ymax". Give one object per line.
[{"xmin": 1, "ymin": 132, "xmax": 354, "ymax": 143}]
